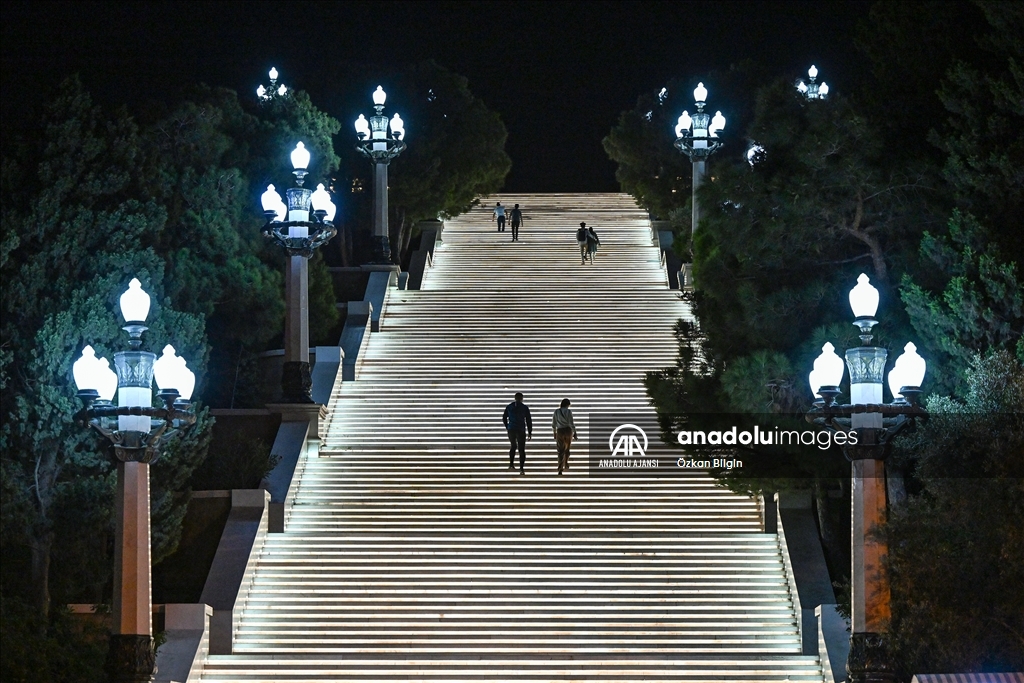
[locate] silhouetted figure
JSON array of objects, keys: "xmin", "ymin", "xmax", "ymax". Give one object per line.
[
  {"xmin": 493, "ymin": 202, "xmax": 506, "ymax": 232},
  {"xmin": 503, "ymin": 392, "xmax": 533, "ymax": 474},
  {"xmin": 586, "ymin": 226, "xmax": 601, "ymax": 264},
  {"xmin": 551, "ymin": 398, "xmax": 578, "ymax": 474},
  {"xmin": 509, "ymin": 204, "xmax": 524, "ymax": 241},
  {"xmin": 576, "ymin": 222, "xmax": 589, "ymax": 264}
]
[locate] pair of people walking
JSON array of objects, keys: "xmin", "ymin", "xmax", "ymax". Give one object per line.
[
  {"xmin": 493, "ymin": 202, "xmax": 524, "ymax": 241},
  {"xmin": 576, "ymin": 222, "xmax": 600, "ymax": 264},
  {"xmin": 502, "ymin": 393, "xmax": 578, "ymax": 475}
]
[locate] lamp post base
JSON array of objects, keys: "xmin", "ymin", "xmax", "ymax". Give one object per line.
[
  {"xmin": 281, "ymin": 361, "xmax": 314, "ymax": 403},
  {"xmin": 105, "ymin": 634, "xmax": 155, "ymax": 683},
  {"xmin": 848, "ymin": 632, "xmax": 896, "ymax": 683},
  {"xmin": 370, "ymin": 235, "xmax": 393, "ymax": 264}
]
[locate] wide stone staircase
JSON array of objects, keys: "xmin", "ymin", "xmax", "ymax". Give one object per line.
[{"xmin": 201, "ymin": 194, "xmax": 823, "ymax": 681}]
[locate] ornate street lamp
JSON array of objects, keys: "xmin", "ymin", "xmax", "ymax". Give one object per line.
[
  {"xmin": 260, "ymin": 142, "xmax": 337, "ymax": 403},
  {"xmin": 73, "ymin": 278, "xmax": 197, "ymax": 683},
  {"xmin": 806, "ymin": 273, "xmax": 928, "ymax": 683},
  {"xmin": 256, "ymin": 66, "xmax": 288, "ymax": 102},
  {"xmin": 355, "ymin": 85, "xmax": 406, "ymax": 264},
  {"xmin": 673, "ymin": 82, "xmax": 726, "ymax": 288},
  {"xmin": 797, "ymin": 64, "xmax": 830, "ymax": 100}
]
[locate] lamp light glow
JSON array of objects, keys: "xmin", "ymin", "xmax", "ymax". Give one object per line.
[
  {"xmin": 797, "ymin": 80, "xmax": 808, "ymax": 94},
  {"xmin": 290, "ymin": 142, "xmax": 310, "ymax": 171},
  {"xmin": 73, "ymin": 345, "xmax": 117, "ymax": 401},
  {"xmin": 693, "ymin": 82, "xmax": 707, "ymax": 103},
  {"xmin": 277, "ymin": 84, "xmax": 287, "ymax": 97},
  {"xmin": 261, "ymin": 184, "xmax": 282, "ymax": 212},
  {"xmin": 372, "ymin": 85, "xmax": 386, "ymax": 106},
  {"xmin": 310, "ymin": 183, "xmax": 332, "ymax": 213},
  {"xmin": 675, "ymin": 111, "xmax": 692, "ymax": 138},
  {"xmin": 808, "ymin": 64, "xmax": 818, "ymax": 79},
  {"xmin": 269, "ymin": 67, "xmax": 278, "ymax": 81},
  {"xmin": 354, "ymin": 114, "xmax": 370, "ymax": 139},
  {"xmin": 154, "ymin": 345, "xmax": 195, "ymax": 400},
  {"xmin": 709, "ymin": 111, "xmax": 726, "ymax": 137},
  {"xmin": 810, "ymin": 342, "xmax": 846, "ymax": 397},
  {"xmin": 257, "ymin": 85, "xmax": 266, "ymax": 98},
  {"xmin": 888, "ymin": 342, "xmax": 926, "ymax": 399},
  {"xmin": 819, "ymin": 82, "xmax": 829, "ymax": 97},
  {"xmin": 849, "ymin": 273, "xmax": 880, "ymax": 318},
  {"xmin": 390, "ymin": 113, "xmax": 405, "ymax": 140},
  {"xmin": 119, "ymin": 278, "xmax": 151, "ymax": 323}
]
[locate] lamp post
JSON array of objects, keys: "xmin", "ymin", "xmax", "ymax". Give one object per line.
[
  {"xmin": 797, "ymin": 64, "xmax": 830, "ymax": 100},
  {"xmin": 355, "ymin": 86, "xmax": 406, "ymax": 264},
  {"xmin": 260, "ymin": 143, "xmax": 337, "ymax": 403},
  {"xmin": 256, "ymin": 66, "xmax": 288, "ymax": 102},
  {"xmin": 73, "ymin": 278, "xmax": 197, "ymax": 683},
  {"xmin": 673, "ymin": 82, "xmax": 726, "ymax": 288},
  {"xmin": 806, "ymin": 273, "xmax": 928, "ymax": 683}
]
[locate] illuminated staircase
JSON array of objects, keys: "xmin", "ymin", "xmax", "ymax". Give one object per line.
[{"xmin": 202, "ymin": 194, "xmax": 822, "ymax": 681}]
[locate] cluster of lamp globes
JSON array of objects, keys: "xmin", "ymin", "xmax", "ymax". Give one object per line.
[
  {"xmin": 674, "ymin": 82, "xmax": 727, "ymax": 140},
  {"xmin": 809, "ymin": 274, "xmax": 927, "ymax": 405},
  {"xmin": 256, "ymin": 67, "xmax": 287, "ymax": 101},
  {"xmin": 259, "ymin": 142, "xmax": 337, "ymax": 227},
  {"xmin": 354, "ymin": 86, "xmax": 405, "ymax": 142},
  {"xmin": 73, "ymin": 279, "xmax": 196, "ymax": 433},
  {"xmin": 797, "ymin": 64, "xmax": 829, "ymax": 99}
]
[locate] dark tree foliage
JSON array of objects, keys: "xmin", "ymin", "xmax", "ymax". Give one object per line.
[
  {"xmin": 0, "ymin": 75, "xmax": 341, "ymax": 632},
  {"xmin": 886, "ymin": 352, "xmax": 1024, "ymax": 674}
]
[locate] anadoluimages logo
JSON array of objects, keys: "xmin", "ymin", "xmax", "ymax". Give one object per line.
[{"xmin": 609, "ymin": 424, "xmax": 649, "ymax": 457}]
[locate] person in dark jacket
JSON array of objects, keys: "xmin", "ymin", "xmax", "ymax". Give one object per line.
[
  {"xmin": 509, "ymin": 204, "xmax": 524, "ymax": 241},
  {"xmin": 502, "ymin": 392, "xmax": 533, "ymax": 474}
]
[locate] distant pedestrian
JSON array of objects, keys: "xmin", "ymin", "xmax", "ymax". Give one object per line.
[
  {"xmin": 493, "ymin": 202, "xmax": 506, "ymax": 232},
  {"xmin": 502, "ymin": 392, "xmax": 533, "ymax": 474},
  {"xmin": 576, "ymin": 222, "xmax": 589, "ymax": 264},
  {"xmin": 551, "ymin": 398, "xmax": 578, "ymax": 475},
  {"xmin": 509, "ymin": 203, "xmax": 523, "ymax": 241},
  {"xmin": 585, "ymin": 226, "xmax": 601, "ymax": 264}
]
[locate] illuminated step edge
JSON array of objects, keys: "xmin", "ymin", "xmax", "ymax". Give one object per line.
[{"xmin": 208, "ymin": 195, "xmax": 819, "ymax": 682}]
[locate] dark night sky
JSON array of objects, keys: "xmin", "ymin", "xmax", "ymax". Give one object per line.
[{"xmin": 2, "ymin": 1, "xmax": 873, "ymax": 192}]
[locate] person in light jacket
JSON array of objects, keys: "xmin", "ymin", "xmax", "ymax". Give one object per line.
[{"xmin": 551, "ymin": 398, "xmax": 578, "ymax": 475}]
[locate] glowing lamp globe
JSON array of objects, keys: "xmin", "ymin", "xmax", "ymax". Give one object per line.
[
  {"xmin": 675, "ymin": 111, "xmax": 691, "ymax": 138},
  {"xmin": 709, "ymin": 111, "xmax": 726, "ymax": 136},
  {"xmin": 819, "ymin": 82, "xmax": 829, "ymax": 97},
  {"xmin": 154, "ymin": 345, "xmax": 196, "ymax": 400},
  {"xmin": 323, "ymin": 197, "xmax": 337, "ymax": 223},
  {"xmin": 119, "ymin": 278, "xmax": 151, "ymax": 323},
  {"xmin": 277, "ymin": 84, "xmax": 287, "ymax": 97},
  {"xmin": 310, "ymin": 183, "xmax": 332, "ymax": 212},
  {"xmin": 354, "ymin": 114, "xmax": 370, "ymax": 139},
  {"xmin": 849, "ymin": 273, "xmax": 879, "ymax": 319},
  {"xmin": 797, "ymin": 80, "xmax": 808, "ymax": 94},
  {"xmin": 810, "ymin": 342, "xmax": 845, "ymax": 396},
  {"xmin": 261, "ymin": 184, "xmax": 282, "ymax": 212},
  {"xmin": 73, "ymin": 345, "xmax": 117, "ymax": 401},
  {"xmin": 808, "ymin": 65, "xmax": 818, "ymax": 79},
  {"xmin": 390, "ymin": 113, "xmax": 405, "ymax": 140},
  {"xmin": 372, "ymin": 85, "xmax": 387, "ymax": 106},
  {"xmin": 888, "ymin": 342, "xmax": 927, "ymax": 399},
  {"xmin": 693, "ymin": 82, "xmax": 707, "ymax": 103},
  {"xmin": 256, "ymin": 85, "xmax": 266, "ymax": 98},
  {"xmin": 290, "ymin": 142, "xmax": 310, "ymax": 171},
  {"xmin": 269, "ymin": 67, "xmax": 278, "ymax": 81}
]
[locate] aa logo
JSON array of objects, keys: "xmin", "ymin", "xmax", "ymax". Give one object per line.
[{"xmin": 609, "ymin": 424, "xmax": 648, "ymax": 457}]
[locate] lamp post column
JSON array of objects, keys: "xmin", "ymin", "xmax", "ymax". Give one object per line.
[
  {"xmin": 691, "ymin": 158, "xmax": 706, "ymax": 239},
  {"xmin": 283, "ymin": 253, "xmax": 310, "ymax": 401},
  {"xmin": 372, "ymin": 159, "xmax": 391, "ymax": 263},
  {"xmin": 108, "ymin": 460, "xmax": 155, "ymax": 682}
]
